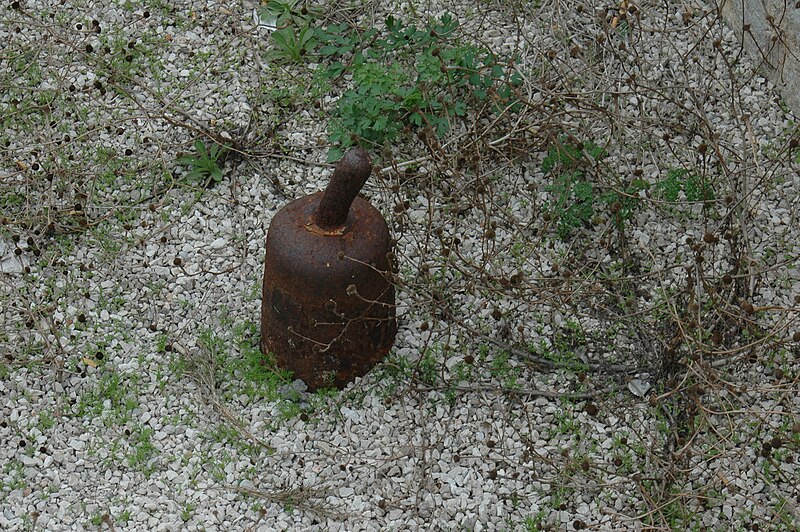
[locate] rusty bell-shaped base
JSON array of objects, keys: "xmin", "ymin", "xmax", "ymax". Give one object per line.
[{"xmin": 260, "ymin": 148, "xmax": 396, "ymax": 391}]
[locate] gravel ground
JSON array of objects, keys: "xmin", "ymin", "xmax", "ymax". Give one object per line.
[{"xmin": 1, "ymin": 1, "xmax": 799, "ymax": 531}]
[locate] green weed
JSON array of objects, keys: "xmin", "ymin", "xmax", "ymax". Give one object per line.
[
  {"xmin": 522, "ymin": 510, "xmax": 548, "ymax": 531},
  {"xmin": 541, "ymin": 135, "xmax": 653, "ymax": 239},
  {"xmin": 1, "ymin": 460, "xmax": 26, "ymax": 492},
  {"xmin": 177, "ymin": 139, "xmax": 228, "ymax": 184},
  {"xmin": 37, "ymin": 410, "xmax": 56, "ymax": 431},
  {"xmin": 127, "ymin": 425, "xmax": 157, "ymax": 476},
  {"xmin": 271, "ymin": 26, "xmax": 317, "ymax": 62},
  {"xmin": 76, "ymin": 370, "xmax": 139, "ymax": 425},
  {"xmin": 315, "ymin": 13, "xmax": 522, "ymax": 159},
  {"xmin": 180, "ymin": 502, "xmax": 195, "ymax": 522},
  {"xmin": 655, "ymin": 168, "xmax": 715, "ymax": 203},
  {"xmin": 416, "ymin": 349, "xmax": 440, "ymax": 385},
  {"xmin": 259, "ymin": 0, "xmax": 320, "ymax": 62}
]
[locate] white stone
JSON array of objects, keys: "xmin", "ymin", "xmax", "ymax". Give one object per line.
[{"xmin": 18, "ymin": 455, "xmax": 38, "ymax": 467}]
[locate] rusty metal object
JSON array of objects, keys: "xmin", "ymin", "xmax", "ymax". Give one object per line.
[{"xmin": 260, "ymin": 148, "xmax": 396, "ymax": 391}]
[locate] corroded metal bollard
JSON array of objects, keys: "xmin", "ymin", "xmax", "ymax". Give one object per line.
[{"xmin": 260, "ymin": 148, "xmax": 396, "ymax": 390}]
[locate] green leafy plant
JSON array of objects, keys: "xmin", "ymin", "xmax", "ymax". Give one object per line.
[
  {"xmin": 257, "ymin": 0, "xmax": 305, "ymax": 25},
  {"xmin": 76, "ymin": 370, "xmax": 138, "ymax": 425},
  {"xmin": 541, "ymin": 137, "xmax": 606, "ymax": 239},
  {"xmin": 489, "ymin": 350, "xmax": 521, "ymax": 389},
  {"xmin": 180, "ymin": 502, "xmax": 195, "ymax": 522},
  {"xmin": 37, "ymin": 410, "xmax": 56, "ymax": 431},
  {"xmin": 415, "ymin": 349, "xmax": 440, "ymax": 385},
  {"xmin": 127, "ymin": 425, "xmax": 157, "ymax": 476},
  {"xmin": 541, "ymin": 136, "xmax": 650, "ymax": 239},
  {"xmin": 270, "ymin": 26, "xmax": 317, "ymax": 62},
  {"xmin": 177, "ymin": 139, "xmax": 227, "ymax": 183},
  {"xmin": 229, "ymin": 321, "xmax": 293, "ymax": 401},
  {"xmin": 260, "ymin": 0, "xmax": 319, "ymax": 62},
  {"xmin": 523, "ymin": 510, "xmax": 549, "ymax": 531},
  {"xmin": 655, "ymin": 168, "xmax": 715, "ymax": 203},
  {"xmin": 315, "ymin": 13, "xmax": 522, "ymax": 160}
]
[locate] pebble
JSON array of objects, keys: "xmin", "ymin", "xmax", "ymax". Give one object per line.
[{"xmin": 19, "ymin": 455, "xmax": 38, "ymax": 467}]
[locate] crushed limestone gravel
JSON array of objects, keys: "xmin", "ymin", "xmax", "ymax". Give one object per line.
[{"xmin": 1, "ymin": 1, "xmax": 799, "ymax": 530}]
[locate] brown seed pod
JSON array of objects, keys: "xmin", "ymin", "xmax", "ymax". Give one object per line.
[{"xmin": 711, "ymin": 331, "xmax": 722, "ymax": 345}]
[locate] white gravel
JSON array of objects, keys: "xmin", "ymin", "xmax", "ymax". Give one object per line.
[{"xmin": 1, "ymin": 1, "xmax": 799, "ymax": 531}]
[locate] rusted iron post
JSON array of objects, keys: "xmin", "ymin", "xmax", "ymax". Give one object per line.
[{"xmin": 260, "ymin": 148, "xmax": 396, "ymax": 391}]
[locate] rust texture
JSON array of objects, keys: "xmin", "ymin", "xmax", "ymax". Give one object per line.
[
  {"xmin": 313, "ymin": 147, "xmax": 372, "ymax": 230},
  {"xmin": 260, "ymin": 149, "xmax": 396, "ymax": 391}
]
